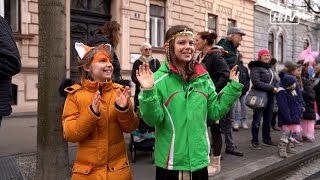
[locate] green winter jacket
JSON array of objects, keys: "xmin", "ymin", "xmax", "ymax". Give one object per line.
[{"xmin": 138, "ymin": 61, "xmax": 243, "ymax": 171}]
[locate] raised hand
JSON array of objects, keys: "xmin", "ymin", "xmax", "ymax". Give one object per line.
[
  {"xmin": 230, "ymin": 65, "xmax": 239, "ymax": 83},
  {"xmin": 116, "ymin": 86, "xmax": 130, "ymax": 108},
  {"xmin": 136, "ymin": 63, "xmax": 154, "ymax": 90},
  {"xmin": 92, "ymin": 91, "xmax": 101, "ymax": 114}
]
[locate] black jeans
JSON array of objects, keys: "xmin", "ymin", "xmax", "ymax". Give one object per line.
[
  {"xmin": 251, "ymin": 94, "xmax": 274, "ymax": 144},
  {"xmin": 210, "ymin": 122, "xmax": 222, "ymax": 156},
  {"xmin": 156, "ymin": 166, "xmax": 208, "ymax": 180}
]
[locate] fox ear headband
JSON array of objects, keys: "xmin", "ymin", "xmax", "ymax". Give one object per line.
[{"xmin": 75, "ymin": 42, "xmax": 112, "ymax": 64}]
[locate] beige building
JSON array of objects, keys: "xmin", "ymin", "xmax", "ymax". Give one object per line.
[{"xmin": 3, "ymin": 0, "xmax": 255, "ymax": 114}]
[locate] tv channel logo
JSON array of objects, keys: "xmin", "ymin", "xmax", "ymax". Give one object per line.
[{"xmin": 270, "ymin": 10, "xmax": 300, "ymax": 24}]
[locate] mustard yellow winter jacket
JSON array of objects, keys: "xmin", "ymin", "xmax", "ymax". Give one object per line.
[{"xmin": 62, "ymin": 79, "xmax": 139, "ymax": 180}]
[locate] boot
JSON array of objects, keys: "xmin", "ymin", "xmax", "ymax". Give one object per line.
[
  {"xmin": 278, "ymin": 140, "xmax": 288, "ymax": 158},
  {"xmin": 286, "ymin": 142, "xmax": 297, "ymax": 154},
  {"xmin": 208, "ymin": 155, "xmax": 221, "ymax": 176}
]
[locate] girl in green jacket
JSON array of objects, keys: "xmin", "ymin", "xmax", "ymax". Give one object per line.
[{"xmin": 136, "ymin": 25, "xmax": 243, "ymax": 180}]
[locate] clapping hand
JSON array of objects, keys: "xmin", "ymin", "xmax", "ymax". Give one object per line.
[
  {"xmin": 116, "ymin": 86, "xmax": 130, "ymax": 108},
  {"xmin": 230, "ymin": 65, "xmax": 240, "ymax": 83},
  {"xmin": 136, "ymin": 63, "xmax": 154, "ymax": 90}
]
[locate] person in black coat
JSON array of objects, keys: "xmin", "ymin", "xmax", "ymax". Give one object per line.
[
  {"xmin": 248, "ymin": 49, "xmax": 278, "ymax": 149},
  {"xmin": 88, "ymin": 21, "xmax": 122, "ymax": 82},
  {"xmin": 131, "ymin": 43, "xmax": 160, "ymax": 111},
  {"xmin": 314, "ymin": 62, "xmax": 320, "ymax": 117},
  {"xmin": 0, "ymin": 16, "xmax": 21, "ymax": 126},
  {"xmin": 300, "ymin": 64, "xmax": 316, "ymax": 141},
  {"xmin": 195, "ymin": 31, "xmax": 239, "ymax": 176}
]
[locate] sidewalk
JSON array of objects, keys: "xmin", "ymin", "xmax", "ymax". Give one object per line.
[
  {"xmin": 1, "ymin": 111, "xmax": 320, "ymax": 179},
  {"xmin": 212, "ymin": 112, "xmax": 320, "ymax": 180}
]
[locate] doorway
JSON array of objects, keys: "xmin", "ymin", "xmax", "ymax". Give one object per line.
[{"xmin": 70, "ymin": 0, "xmax": 111, "ymax": 80}]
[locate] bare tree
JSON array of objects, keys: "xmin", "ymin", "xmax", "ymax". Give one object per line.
[
  {"xmin": 36, "ymin": 0, "xmax": 69, "ymax": 179},
  {"xmin": 286, "ymin": 0, "xmax": 320, "ymax": 14},
  {"xmin": 303, "ymin": 0, "xmax": 320, "ymax": 14}
]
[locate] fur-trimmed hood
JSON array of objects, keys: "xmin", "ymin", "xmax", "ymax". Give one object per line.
[{"xmin": 248, "ymin": 60, "xmax": 271, "ymax": 69}]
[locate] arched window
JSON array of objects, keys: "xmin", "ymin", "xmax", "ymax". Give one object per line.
[
  {"xmin": 304, "ymin": 39, "xmax": 310, "ymax": 50},
  {"xmin": 278, "ymin": 34, "xmax": 284, "ymax": 62},
  {"xmin": 268, "ymin": 32, "xmax": 274, "ymax": 57}
]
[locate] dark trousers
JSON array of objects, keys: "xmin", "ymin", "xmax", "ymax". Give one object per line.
[
  {"xmin": 210, "ymin": 122, "xmax": 222, "ymax": 156},
  {"xmin": 251, "ymin": 94, "xmax": 274, "ymax": 144},
  {"xmin": 271, "ymin": 112, "xmax": 277, "ymax": 127},
  {"xmin": 156, "ymin": 166, "xmax": 208, "ymax": 180},
  {"xmin": 0, "ymin": 116, "xmax": 2, "ymax": 127}
]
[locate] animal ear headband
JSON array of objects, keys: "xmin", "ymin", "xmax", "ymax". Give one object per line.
[{"xmin": 75, "ymin": 42, "xmax": 112, "ymax": 64}]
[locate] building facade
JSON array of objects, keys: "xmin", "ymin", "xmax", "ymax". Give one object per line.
[
  {"xmin": 255, "ymin": 0, "xmax": 320, "ymax": 66},
  {"xmin": 3, "ymin": 0, "xmax": 255, "ymax": 113}
]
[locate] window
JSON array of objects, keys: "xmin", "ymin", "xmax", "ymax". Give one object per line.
[
  {"xmin": 71, "ymin": 0, "xmax": 110, "ymax": 15},
  {"xmin": 227, "ymin": 19, "xmax": 236, "ymax": 32},
  {"xmin": 150, "ymin": 5, "xmax": 165, "ymax": 47},
  {"xmin": 278, "ymin": 34, "xmax": 284, "ymax": 62},
  {"xmin": 208, "ymin": 14, "xmax": 217, "ymax": 33},
  {"xmin": 268, "ymin": 32, "xmax": 274, "ymax": 57},
  {"xmin": 304, "ymin": 39, "xmax": 309, "ymax": 50},
  {"xmin": 1, "ymin": 0, "xmax": 20, "ymax": 32}
]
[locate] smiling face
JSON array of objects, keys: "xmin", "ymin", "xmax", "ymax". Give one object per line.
[
  {"xmin": 173, "ymin": 35, "xmax": 195, "ymax": 65},
  {"xmin": 260, "ymin": 54, "xmax": 271, "ymax": 63},
  {"xmin": 87, "ymin": 61, "xmax": 113, "ymax": 82},
  {"xmin": 83, "ymin": 50, "xmax": 113, "ymax": 82}
]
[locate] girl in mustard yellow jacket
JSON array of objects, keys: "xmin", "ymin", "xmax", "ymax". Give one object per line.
[{"xmin": 62, "ymin": 43, "xmax": 139, "ymax": 180}]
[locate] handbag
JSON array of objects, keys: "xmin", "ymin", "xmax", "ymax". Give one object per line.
[
  {"xmin": 245, "ymin": 68, "xmax": 274, "ymax": 110},
  {"xmin": 245, "ymin": 89, "xmax": 268, "ymax": 110}
]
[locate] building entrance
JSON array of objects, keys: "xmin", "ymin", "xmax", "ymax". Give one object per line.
[{"xmin": 70, "ymin": 0, "xmax": 111, "ymax": 80}]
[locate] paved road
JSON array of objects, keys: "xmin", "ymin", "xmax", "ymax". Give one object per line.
[
  {"xmin": 0, "ymin": 115, "xmax": 156, "ymax": 179},
  {"xmin": 0, "ymin": 116, "xmax": 37, "ymax": 157}
]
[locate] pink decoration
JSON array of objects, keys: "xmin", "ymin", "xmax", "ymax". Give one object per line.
[{"xmin": 298, "ymin": 46, "xmax": 319, "ymax": 66}]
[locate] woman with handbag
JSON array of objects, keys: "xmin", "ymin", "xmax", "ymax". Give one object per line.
[{"xmin": 248, "ymin": 49, "xmax": 278, "ymax": 150}]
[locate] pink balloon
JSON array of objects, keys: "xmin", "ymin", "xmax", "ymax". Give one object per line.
[{"xmin": 298, "ymin": 46, "xmax": 319, "ymax": 66}]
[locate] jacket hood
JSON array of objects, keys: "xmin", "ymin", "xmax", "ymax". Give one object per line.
[
  {"xmin": 217, "ymin": 38, "xmax": 236, "ymax": 52},
  {"xmin": 88, "ymin": 34, "xmax": 113, "ymax": 47},
  {"xmin": 248, "ymin": 60, "xmax": 271, "ymax": 69}
]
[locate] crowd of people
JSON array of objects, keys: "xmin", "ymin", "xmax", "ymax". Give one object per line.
[
  {"xmin": 57, "ymin": 20, "xmax": 320, "ymax": 179},
  {"xmin": 1, "ymin": 7, "xmax": 319, "ymax": 178}
]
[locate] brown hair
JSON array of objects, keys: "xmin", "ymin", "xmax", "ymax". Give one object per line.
[
  {"xmin": 197, "ymin": 31, "xmax": 217, "ymax": 46},
  {"xmin": 301, "ymin": 62, "xmax": 309, "ymax": 78},
  {"xmin": 283, "ymin": 63, "xmax": 303, "ymax": 89},
  {"xmin": 78, "ymin": 47, "xmax": 111, "ymax": 81},
  {"xmin": 95, "ymin": 21, "xmax": 121, "ymax": 49},
  {"xmin": 165, "ymin": 25, "xmax": 197, "ymax": 81}
]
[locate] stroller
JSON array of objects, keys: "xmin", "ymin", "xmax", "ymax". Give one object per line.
[{"xmin": 129, "ymin": 108, "xmax": 155, "ymax": 163}]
